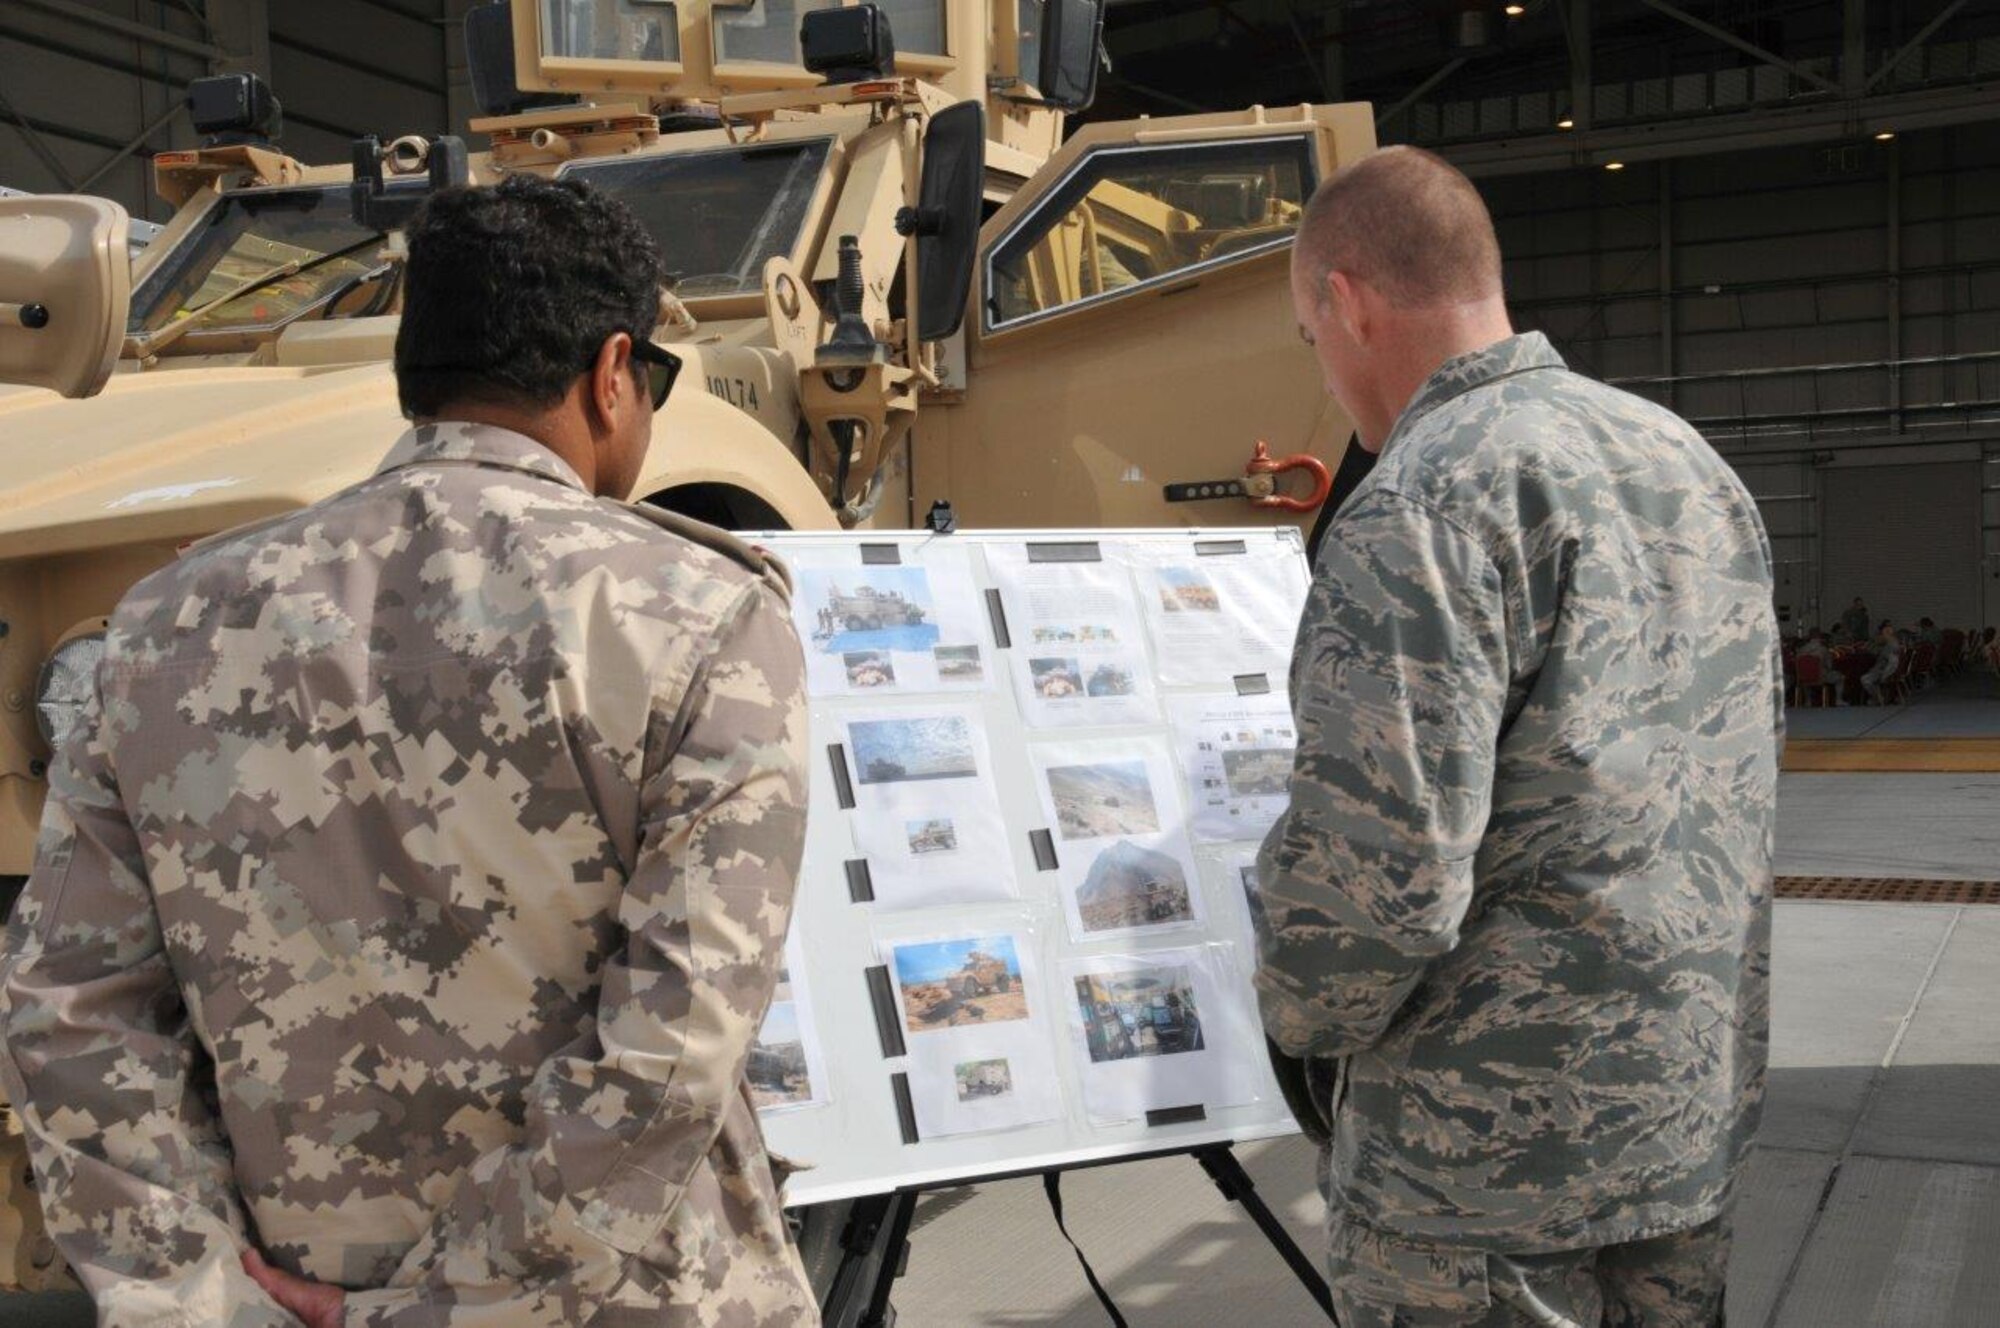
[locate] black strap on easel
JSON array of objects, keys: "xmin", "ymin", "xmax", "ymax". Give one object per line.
[{"xmin": 1042, "ymin": 1170, "xmax": 1130, "ymax": 1328}]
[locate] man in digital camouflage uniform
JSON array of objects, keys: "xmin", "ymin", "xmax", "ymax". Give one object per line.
[
  {"xmin": 0, "ymin": 175, "xmax": 817, "ymax": 1326},
  {"xmin": 1256, "ymin": 146, "xmax": 1781, "ymax": 1326}
]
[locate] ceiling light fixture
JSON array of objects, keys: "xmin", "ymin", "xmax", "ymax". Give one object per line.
[
  {"xmin": 1605, "ymin": 160, "xmax": 1626, "ymax": 171},
  {"xmin": 1556, "ymin": 116, "xmax": 1575, "ymax": 129},
  {"xmin": 1504, "ymin": 4, "xmax": 1527, "ymax": 15},
  {"xmin": 1874, "ymin": 130, "xmax": 1896, "ymax": 141}
]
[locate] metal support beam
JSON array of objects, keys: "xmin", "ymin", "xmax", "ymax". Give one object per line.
[
  {"xmin": 1658, "ymin": 160, "xmax": 1674, "ymax": 409},
  {"xmin": 1444, "ymin": 82, "xmax": 2000, "ymax": 177},
  {"xmin": 205, "ymin": 0, "xmax": 271, "ymax": 80},
  {"xmin": 1888, "ymin": 143, "xmax": 1902, "ymax": 433},
  {"xmin": 1565, "ymin": 0, "xmax": 1592, "ymax": 129},
  {"xmin": 1377, "ymin": 57, "xmax": 1469, "ymax": 131},
  {"xmin": 14, "ymin": 0, "xmax": 226, "ymax": 63},
  {"xmin": 76, "ymin": 102, "xmax": 185, "ymax": 194},
  {"xmin": 1843, "ymin": 0, "xmax": 1867, "ymax": 96},
  {"xmin": 1866, "ymin": 0, "xmax": 1970, "ymax": 90},
  {"xmin": 0, "ymin": 80, "xmax": 80, "ymax": 190},
  {"xmin": 1635, "ymin": 0, "xmax": 1843, "ymax": 95}
]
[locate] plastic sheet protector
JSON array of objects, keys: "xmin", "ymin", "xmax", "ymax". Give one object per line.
[{"xmin": 750, "ymin": 529, "xmax": 1311, "ymax": 1206}]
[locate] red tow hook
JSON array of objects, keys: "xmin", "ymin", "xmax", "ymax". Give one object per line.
[{"xmin": 1245, "ymin": 440, "xmax": 1332, "ymax": 513}]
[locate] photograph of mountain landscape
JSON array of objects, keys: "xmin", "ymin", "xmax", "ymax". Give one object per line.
[{"xmin": 1046, "ymin": 760, "xmax": 1160, "ymax": 840}]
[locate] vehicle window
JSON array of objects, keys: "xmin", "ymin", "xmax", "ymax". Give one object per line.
[
  {"xmin": 1016, "ymin": 0, "xmax": 1043, "ymax": 90},
  {"xmin": 713, "ymin": 0, "xmax": 835, "ymax": 64},
  {"xmin": 873, "ymin": 0, "xmax": 946, "ymax": 55},
  {"xmin": 561, "ymin": 139, "xmax": 831, "ymax": 298},
  {"xmin": 985, "ymin": 135, "xmax": 1317, "ymax": 331},
  {"xmin": 541, "ymin": 0, "xmax": 681, "ymax": 62},
  {"xmin": 127, "ymin": 185, "xmax": 394, "ymax": 336}
]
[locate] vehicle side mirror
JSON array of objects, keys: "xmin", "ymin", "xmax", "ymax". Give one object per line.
[
  {"xmin": 897, "ymin": 100, "xmax": 985, "ymax": 342},
  {"xmin": 1037, "ymin": 0, "xmax": 1106, "ymax": 112},
  {"xmin": 0, "ymin": 196, "xmax": 130, "ymax": 399}
]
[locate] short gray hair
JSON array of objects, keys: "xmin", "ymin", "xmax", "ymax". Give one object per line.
[{"xmin": 1293, "ymin": 146, "xmax": 1503, "ymax": 309}]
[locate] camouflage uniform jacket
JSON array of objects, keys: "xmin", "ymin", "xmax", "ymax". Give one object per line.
[
  {"xmin": 1255, "ymin": 333, "xmax": 1782, "ymax": 1253},
  {"xmin": 0, "ymin": 423, "xmax": 817, "ymax": 1326}
]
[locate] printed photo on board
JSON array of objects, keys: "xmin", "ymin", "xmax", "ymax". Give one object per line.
[
  {"xmin": 906, "ymin": 817, "xmax": 959, "ymax": 856},
  {"xmin": 893, "ymin": 935, "xmax": 1030, "ymax": 1033},
  {"xmin": 934, "ymin": 644, "xmax": 985, "ymax": 682},
  {"xmin": 748, "ymin": 1001, "xmax": 814, "ymax": 1109},
  {"xmin": 1086, "ymin": 661, "xmax": 1138, "ymax": 697},
  {"xmin": 1156, "ymin": 566, "xmax": 1222, "ymax": 613},
  {"xmin": 1030, "ymin": 657, "xmax": 1084, "ymax": 698},
  {"xmin": 843, "ymin": 651, "xmax": 896, "ymax": 688},
  {"xmin": 1075, "ymin": 840, "xmax": 1195, "ymax": 933},
  {"xmin": 799, "ymin": 565, "xmax": 941, "ymax": 656},
  {"xmin": 1222, "ymin": 747, "xmax": 1290, "ymax": 798},
  {"xmin": 1074, "ymin": 966, "xmax": 1206, "ymax": 1063},
  {"xmin": 954, "ymin": 1058, "xmax": 1014, "ymax": 1102},
  {"xmin": 1047, "ymin": 760, "xmax": 1161, "ymax": 840},
  {"xmin": 850, "ymin": 715, "xmax": 979, "ymax": 786}
]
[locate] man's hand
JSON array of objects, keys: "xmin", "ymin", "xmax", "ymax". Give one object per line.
[{"xmin": 243, "ymin": 1248, "xmax": 345, "ymax": 1328}]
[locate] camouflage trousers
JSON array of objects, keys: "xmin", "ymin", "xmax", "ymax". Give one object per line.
[{"xmin": 1327, "ymin": 1213, "xmax": 1729, "ymax": 1328}]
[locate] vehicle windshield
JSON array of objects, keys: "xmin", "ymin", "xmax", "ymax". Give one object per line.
[
  {"xmin": 128, "ymin": 184, "xmax": 396, "ymax": 336},
  {"xmin": 560, "ymin": 137, "xmax": 832, "ymax": 299}
]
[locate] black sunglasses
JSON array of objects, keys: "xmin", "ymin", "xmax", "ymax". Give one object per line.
[{"xmin": 631, "ymin": 339, "xmax": 683, "ymax": 410}]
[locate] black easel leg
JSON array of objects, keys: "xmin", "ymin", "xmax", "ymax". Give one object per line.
[
  {"xmin": 858, "ymin": 1191, "xmax": 919, "ymax": 1328},
  {"xmin": 1195, "ymin": 1145, "xmax": 1339, "ymax": 1324},
  {"xmin": 819, "ymin": 1193, "xmax": 895, "ymax": 1327}
]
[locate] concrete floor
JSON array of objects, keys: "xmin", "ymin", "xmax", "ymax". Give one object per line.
[{"xmin": 890, "ymin": 893, "xmax": 2000, "ymax": 1328}]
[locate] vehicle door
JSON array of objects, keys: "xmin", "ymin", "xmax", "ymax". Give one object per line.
[{"xmin": 921, "ymin": 105, "xmax": 1374, "ymax": 530}]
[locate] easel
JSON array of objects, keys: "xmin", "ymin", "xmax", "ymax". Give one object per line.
[{"xmin": 817, "ymin": 1141, "xmax": 1337, "ymax": 1327}]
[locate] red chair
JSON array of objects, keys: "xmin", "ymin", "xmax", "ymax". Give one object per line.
[
  {"xmin": 1879, "ymin": 648, "xmax": 1916, "ymax": 705},
  {"xmin": 1792, "ymin": 654, "xmax": 1836, "ymax": 707},
  {"xmin": 1910, "ymin": 642, "xmax": 1937, "ymax": 692},
  {"xmin": 1941, "ymin": 629, "xmax": 1965, "ymax": 676}
]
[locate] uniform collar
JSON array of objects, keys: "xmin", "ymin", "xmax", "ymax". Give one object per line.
[
  {"xmin": 375, "ymin": 421, "xmax": 590, "ymax": 493},
  {"xmin": 1381, "ymin": 332, "xmax": 1567, "ymax": 455}
]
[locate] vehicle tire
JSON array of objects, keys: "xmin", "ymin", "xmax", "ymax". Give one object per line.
[
  {"xmin": 961, "ymin": 977, "xmax": 978, "ymax": 997},
  {"xmin": 993, "ymin": 974, "xmax": 1010, "ymax": 993}
]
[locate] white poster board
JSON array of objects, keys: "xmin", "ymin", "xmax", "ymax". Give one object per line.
[{"xmin": 750, "ymin": 528, "xmax": 1313, "ymax": 1206}]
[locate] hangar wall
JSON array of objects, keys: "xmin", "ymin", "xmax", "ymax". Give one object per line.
[
  {"xmin": 0, "ymin": 0, "xmax": 478, "ymax": 223},
  {"xmin": 1486, "ymin": 127, "xmax": 2000, "ymax": 633}
]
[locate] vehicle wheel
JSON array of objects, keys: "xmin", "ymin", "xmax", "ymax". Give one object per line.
[
  {"xmin": 961, "ymin": 977, "xmax": 978, "ymax": 997},
  {"xmin": 994, "ymin": 974, "xmax": 1010, "ymax": 993}
]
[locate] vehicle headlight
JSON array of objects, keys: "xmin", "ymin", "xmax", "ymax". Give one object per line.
[{"xmin": 35, "ymin": 633, "xmax": 107, "ymax": 756}]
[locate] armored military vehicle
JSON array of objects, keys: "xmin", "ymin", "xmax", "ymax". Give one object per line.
[
  {"xmin": 827, "ymin": 583, "xmax": 928, "ymax": 630},
  {"xmin": 956, "ymin": 950, "xmax": 1012, "ymax": 997},
  {"xmin": 0, "ymin": 0, "xmax": 1373, "ymax": 1307}
]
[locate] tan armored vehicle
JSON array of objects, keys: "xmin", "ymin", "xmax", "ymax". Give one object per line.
[
  {"xmin": 827, "ymin": 582, "xmax": 928, "ymax": 629},
  {"xmin": 0, "ymin": 0, "xmax": 1371, "ymax": 1300},
  {"xmin": 956, "ymin": 949, "xmax": 1012, "ymax": 997}
]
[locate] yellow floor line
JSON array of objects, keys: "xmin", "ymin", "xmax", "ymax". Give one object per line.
[{"xmin": 1783, "ymin": 738, "xmax": 2000, "ymax": 773}]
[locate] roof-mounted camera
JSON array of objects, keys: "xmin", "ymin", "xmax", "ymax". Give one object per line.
[
  {"xmin": 802, "ymin": 4, "xmax": 896, "ymax": 85},
  {"xmin": 187, "ymin": 73, "xmax": 283, "ymax": 147}
]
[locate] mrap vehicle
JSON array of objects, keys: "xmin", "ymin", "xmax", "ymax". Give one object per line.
[{"xmin": 0, "ymin": 0, "xmax": 1371, "ymax": 1302}]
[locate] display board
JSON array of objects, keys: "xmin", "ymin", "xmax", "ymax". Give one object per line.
[{"xmin": 747, "ymin": 527, "xmax": 1313, "ymax": 1207}]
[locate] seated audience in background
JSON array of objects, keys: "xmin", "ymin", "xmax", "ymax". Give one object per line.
[
  {"xmin": 1918, "ymin": 617, "xmax": 1942, "ymax": 646},
  {"xmin": 1842, "ymin": 597, "xmax": 1871, "ymax": 643},
  {"xmin": 1982, "ymin": 627, "xmax": 2000, "ymax": 673},
  {"xmin": 1794, "ymin": 631, "xmax": 1838, "ymax": 707},
  {"xmin": 1861, "ymin": 621, "xmax": 1903, "ymax": 704}
]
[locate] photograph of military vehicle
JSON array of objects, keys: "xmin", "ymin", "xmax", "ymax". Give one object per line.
[
  {"xmin": 954, "ymin": 1058, "xmax": 1013, "ymax": 1101},
  {"xmin": 827, "ymin": 584, "xmax": 928, "ymax": 631},
  {"xmin": 1075, "ymin": 839, "xmax": 1194, "ymax": 932},
  {"xmin": 892, "ymin": 935, "xmax": 1029, "ymax": 1031},
  {"xmin": 1045, "ymin": 758, "xmax": 1159, "ymax": 839}
]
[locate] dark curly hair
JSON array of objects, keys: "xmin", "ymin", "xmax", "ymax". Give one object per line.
[{"xmin": 394, "ymin": 173, "xmax": 665, "ymax": 418}]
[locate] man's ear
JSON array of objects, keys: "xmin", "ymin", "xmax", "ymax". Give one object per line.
[{"xmin": 589, "ymin": 331, "xmax": 635, "ymax": 430}]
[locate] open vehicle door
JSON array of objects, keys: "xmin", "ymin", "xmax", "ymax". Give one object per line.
[{"xmin": 923, "ymin": 104, "xmax": 1374, "ymax": 530}]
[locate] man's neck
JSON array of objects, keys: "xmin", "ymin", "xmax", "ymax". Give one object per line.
[
  {"xmin": 1366, "ymin": 302, "xmax": 1515, "ymax": 446},
  {"xmin": 421, "ymin": 398, "xmax": 599, "ymax": 492}
]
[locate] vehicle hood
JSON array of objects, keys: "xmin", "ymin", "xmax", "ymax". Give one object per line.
[{"xmin": 0, "ymin": 362, "xmax": 405, "ymax": 560}]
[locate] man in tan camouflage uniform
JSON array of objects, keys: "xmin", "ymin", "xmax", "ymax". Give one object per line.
[
  {"xmin": 0, "ymin": 175, "xmax": 816, "ymax": 1326},
  {"xmin": 1256, "ymin": 146, "xmax": 1781, "ymax": 1325}
]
